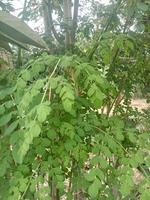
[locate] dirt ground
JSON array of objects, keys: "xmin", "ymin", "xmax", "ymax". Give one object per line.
[{"xmin": 131, "ymin": 98, "xmax": 150, "ymax": 111}]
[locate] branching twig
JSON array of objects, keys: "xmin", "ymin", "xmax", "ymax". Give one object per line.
[
  {"xmin": 41, "ymin": 59, "xmax": 60, "ymax": 103},
  {"xmin": 47, "ymin": 0, "xmax": 64, "ymax": 44},
  {"xmin": 107, "ymin": 76, "xmax": 126, "ymax": 117}
]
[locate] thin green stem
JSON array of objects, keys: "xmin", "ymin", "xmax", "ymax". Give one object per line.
[
  {"xmin": 41, "ymin": 59, "xmax": 60, "ymax": 103},
  {"xmin": 18, "ymin": 163, "xmax": 41, "ymax": 200}
]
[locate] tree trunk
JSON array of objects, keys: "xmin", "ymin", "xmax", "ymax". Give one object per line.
[
  {"xmin": 63, "ymin": 0, "xmax": 73, "ymax": 50},
  {"xmin": 72, "ymin": 0, "xmax": 79, "ymax": 46}
]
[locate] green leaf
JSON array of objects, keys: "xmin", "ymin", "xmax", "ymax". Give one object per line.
[
  {"xmin": 60, "ymin": 122, "xmax": 75, "ymax": 139},
  {"xmin": 4, "ymin": 120, "xmax": 18, "ymax": 135},
  {"xmin": 87, "ymin": 85, "xmax": 96, "ymax": 97},
  {"xmin": 17, "ymin": 130, "xmax": 40, "ymax": 161},
  {"xmin": 85, "ymin": 168, "xmax": 104, "ymax": 182},
  {"xmin": 22, "ymin": 70, "xmax": 31, "ymax": 81},
  {"xmin": 134, "ymin": 152, "xmax": 144, "ymax": 164},
  {"xmin": 50, "ymin": 77, "xmax": 58, "ymax": 89},
  {"xmin": 115, "ymin": 130, "xmax": 124, "ymax": 141},
  {"xmin": 99, "ymin": 157, "xmax": 108, "ymax": 169},
  {"xmin": 145, "ymin": 157, "xmax": 150, "ymax": 167},
  {"xmin": 0, "ymin": 105, "xmax": 5, "ymax": 115},
  {"xmin": 60, "ymin": 87, "xmax": 74, "ymax": 100},
  {"xmin": 10, "ymin": 130, "xmax": 21, "ymax": 145},
  {"xmin": 110, "ymin": 116, "xmax": 124, "ymax": 129},
  {"xmin": 17, "ymin": 165, "xmax": 30, "ymax": 175},
  {"xmin": 35, "ymin": 145, "xmax": 45, "ymax": 155},
  {"xmin": 47, "ymin": 129, "xmax": 57, "ymax": 139},
  {"xmin": 137, "ymin": 2, "xmax": 149, "ymax": 12},
  {"xmin": 60, "ymin": 56, "xmax": 74, "ymax": 69},
  {"xmin": 0, "ymin": 113, "xmax": 12, "ymax": 126},
  {"xmin": 62, "ymin": 98, "xmax": 74, "ymax": 113},
  {"xmin": 64, "ymin": 140, "xmax": 76, "ymax": 151},
  {"xmin": 88, "ymin": 84, "xmax": 105, "ymax": 108},
  {"xmin": 106, "ymin": 137, "xmax": 118, "ymax": 151},
  {"xmin": 41, "ymin": 138, "xmax": 50, "ymax": 147},
  {"xmin": 100, "ymin": 145, "xmax": 112, "ymax": 157},
  {"xmin": 91, "ymin": 156, "xmax": 108, "ymax": 169},
  {"xmin": 0, "ymin": 87, "xmax": 15, "ymax": 100},
  {"xmin": 120, "ymin": 175, "xmax": 134, "ymax": 197},
  {"xmin": 12, "ymin": 141, "xmax": 29, "ymax": 164},
  {"xmin": 60, "ymin": 84, "xmax": 75, "ymax": 114},
  {"xmin": 34, "ymin": 79, "xmax": 45, "ymax": 89},
  {"xmin": 128, "ymin": 130, "xmax": 137, "ymax": 143},
  {"xmin": 37, "ymin": 102, "xmax": 51, "ymax": 123},
  {"xmin": 30, "ymin": 179, "xmax": 36, "ymax": 192},
  {"xmin": 85, "ymin": 171, "xmax": 96, "ymax": 182},
  {"xmin": 141, "ymin": 190, "xmax": 150, "ymax": 200},
  {"xmin": 19, "ymin": 178, "xmax": 28, "ymax": 192},
  {"xmin": 100, "ymin": 47, "xmax": 111, "ymax": 65},
  {"xmin": 16, "ymin": 78, "xmax": 26, "ymax": 89},
  {"xmin": 136, "ymin": 23, "xmax": 145, "ymax": 32},
  {"xmin": 88, "ymin": 178, "xmax": 101, "ymax": 198},
  {"xmin": 0, "ymin": 159, "xmax": 9, "ymax": 177},
  {"xmin": 29, "ymin": 121, "xmax": 41, "ymax": 137},
  {"xmin": 5, "ymin": 100, "xmax": 14, "ymax": 108}
]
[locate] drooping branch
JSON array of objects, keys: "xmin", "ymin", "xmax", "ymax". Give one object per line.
[
  {"xmin": 0, "ymin": 1, "xmax": 7, "ymax": 10},
  {"xmin": 47, "ymin": 0, "xmax": 64, "ymax": 44},
  {"xmin": 72, "ymin": 0, "xmax": 79, "ymax": 45},
  {"xmin": 108, "ymin": 4, "xmax": 137, "ymax": 76},
  {"xmin": 88, "ymin": 0, "xmax": 122, "ymax": 60},
  {"xmin": 0, "ymin": 1, "xmax": 14, "ymax": 12}
]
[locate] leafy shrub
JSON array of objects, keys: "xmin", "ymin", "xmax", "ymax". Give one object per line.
[{"xmin": 0, "ymin": 53, "xmax": 149, "ymax": 200}]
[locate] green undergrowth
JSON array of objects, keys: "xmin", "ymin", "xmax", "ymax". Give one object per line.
[{"xmin": 0, "ymin": 53, "xmax": 150, "ymax": 200}]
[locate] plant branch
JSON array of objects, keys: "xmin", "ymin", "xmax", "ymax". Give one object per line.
[
  {"xmin": 107, "ymin": 76, "xmax": 126, "ymax": 117},
  {"xmin": 41, "ymin": 59, "xmax": 60, "ymax": 103},
  {"xmin": 47, "ymin": 0, "xmax": 64, "ymax": 44},
  {"xmin": 108, "ymin": 5, "xmax": 136, "ymax": 75},
  {"xmin": 92, "ymin": 125, "xmax": 150, "ymax": 179},
  {"xmin": 88, "ymin": 0, "xmax": 122, "ymax": 60},
  {"xmin": 18, "ymin": 163, "xmax": 41, "ymax": 200}
]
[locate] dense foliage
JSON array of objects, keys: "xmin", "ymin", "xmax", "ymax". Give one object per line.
[{"xmin": 0, "ymin": 0, "xmax": 150, "ymax": 200}]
